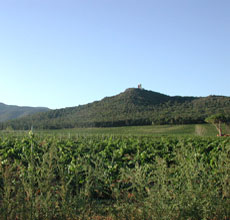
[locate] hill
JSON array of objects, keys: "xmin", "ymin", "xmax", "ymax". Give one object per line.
[
  {"xmin": 0, "ymin": 102, "xmax": 50, "ymax": 122},
  {"xmin": 1, "ymin": 88, "xmax": 230, "ymax": 129}
]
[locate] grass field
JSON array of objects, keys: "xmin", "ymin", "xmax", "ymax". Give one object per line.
[{"xmin": 0, "ymin": 123, "xmax": 225, "ymax": 137}]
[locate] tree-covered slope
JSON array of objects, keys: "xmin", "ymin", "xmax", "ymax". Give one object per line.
[
  {"xmin": 0, "ymin": 102, "xmax": 50, "ymax": 122},
  {"xmin": 1, "ymin": 88, "xmax": 230, "ymax": 129}
]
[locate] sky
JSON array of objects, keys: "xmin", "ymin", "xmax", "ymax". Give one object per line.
[{"xmin": 0, "ymin": 0, "xmax": 229, "ymax": 109}]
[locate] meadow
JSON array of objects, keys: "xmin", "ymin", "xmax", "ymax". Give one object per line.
[
  {"xmin": 0, "ymin": 123, "xmax": 222, "ymax": 138},
  {"xmin": 0, "ymin": 124, "xmax": 230, "ymax": 219}
]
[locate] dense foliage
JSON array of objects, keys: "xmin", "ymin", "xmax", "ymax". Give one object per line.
[
  {"xmin": 1, "ymin": 88, "xmax": 230, "ymax": 129},
  {"xmin": 0, "ymin": 133, "xmax": 230, "ymax": 219}
]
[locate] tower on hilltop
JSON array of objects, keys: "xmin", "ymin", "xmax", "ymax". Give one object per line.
[{"xmin": 138, "ymin": 84, "xmax": 143, "ymax": 89}]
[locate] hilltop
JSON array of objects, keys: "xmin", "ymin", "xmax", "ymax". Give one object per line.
[
  {"xmin": 1, "ymin": 88, "xmax": 230, "ymax": 129},
  {"xmin": 0, "ymin": 102, "xmax": 50, "ymax": 122}
]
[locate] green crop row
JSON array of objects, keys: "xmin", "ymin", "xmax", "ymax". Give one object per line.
[{"xmin": 0, "ymin": 133, "xmax": 230, "ymax": 219}]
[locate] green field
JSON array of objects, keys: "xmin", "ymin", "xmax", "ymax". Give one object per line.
[
  {"xmin": 0, "ymin": 125, "xmax": 230, "ymax": 219},
  {"xmin": 1, "ymin": 123, "xmax": 227, "ymax": 138},
  {"xmin": 37, "ymin": 124, "xmax": 222, "ymax": 136}
]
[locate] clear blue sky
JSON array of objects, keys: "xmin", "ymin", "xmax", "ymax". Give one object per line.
[{"xmin": 0, "ymin": 0, "xmax": 229, "ymax": 109}]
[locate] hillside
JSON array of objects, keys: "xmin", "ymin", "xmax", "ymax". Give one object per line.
[
  {"xmin": 1, "ymin": 88, "xmax": 230, "ymax": 129},
  {"xmin": 0, "ymin": 102, "xmax": 50, "ymax": 122}
]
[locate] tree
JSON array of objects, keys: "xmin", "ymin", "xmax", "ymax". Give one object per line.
[{"xmin": 205, "ymin": 113, "xmax": 228, "ymax": 136}]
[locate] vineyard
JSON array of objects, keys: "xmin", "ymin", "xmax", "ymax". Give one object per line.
[{"xmin": 0, "ymin": 132, "xmax": 230, "ymax": 219}]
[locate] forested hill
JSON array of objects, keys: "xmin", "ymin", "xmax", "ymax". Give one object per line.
[
  {"xmin": 0, "ymin": 103, "xmax": 50, "ymax": 122},
  {"xmin": 1, "ymin": 88, "xmax": 230, "ymax": 129}
]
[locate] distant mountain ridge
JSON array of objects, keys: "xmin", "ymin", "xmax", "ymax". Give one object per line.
[
  {"xmin": 0, "ymin": 102, "xmax": 50, "ymax": 122},
  {"xmin": 1, "ymin": 88, "xmax": 230, "ymax": 129}
]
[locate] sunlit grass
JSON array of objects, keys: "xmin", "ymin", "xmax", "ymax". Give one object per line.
[{"xmin": 38, "ymin": 124, "xmax": 219, "ymax": 137}]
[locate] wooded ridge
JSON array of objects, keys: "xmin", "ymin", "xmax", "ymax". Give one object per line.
[
  {"xmin": 1, "ymin": 88, "xmax": 230, "ymax": 129},
  {"xmin": 0, "ymin": 102, "xmax": 49, "ymax": 122}
]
